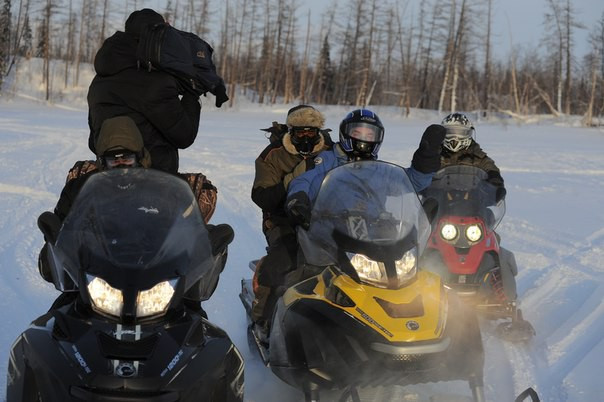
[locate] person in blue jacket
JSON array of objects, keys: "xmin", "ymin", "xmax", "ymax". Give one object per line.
[{"xmin": 286, "ymin": 108, "xmax": 446, "ymax": 228}]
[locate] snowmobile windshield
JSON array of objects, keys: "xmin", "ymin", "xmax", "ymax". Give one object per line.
[
  {"xmin": 421, "ymin": 165, "xmax": 505, "ymax": 230},
  {"xmin": 298, "ymin": 160, "xmax": 431, "ymax": 267},
  {"xmin": 53, "ymin": 168, "xmax": 213, "ymax": 295}
]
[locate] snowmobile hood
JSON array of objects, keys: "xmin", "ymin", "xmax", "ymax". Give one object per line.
[
  {"xmin": 94, "ymin": 31, "xmax": 139, "ymax": 76},
  {"xmin": 53, "ymin": 169, "xmax": 213, "ymax": 294}
]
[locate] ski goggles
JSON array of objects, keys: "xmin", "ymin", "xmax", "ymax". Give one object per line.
[
  {"xmin": 444, "ymin": 125, "xmax": 474, "ymax": 138},
  {"xmin": 290, "ymin": 127, "xmax": 320, "ymax": 138},
  {"xmin": 103, "ymin": 151, "xmax": 138, "ymax": 169}
]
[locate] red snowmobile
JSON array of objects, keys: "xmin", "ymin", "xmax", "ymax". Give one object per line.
[{"xmin": 420, "ymin": 165, "xmax": 535, "ymax": 342}]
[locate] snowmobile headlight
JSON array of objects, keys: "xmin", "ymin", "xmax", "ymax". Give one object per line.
[
  {"xmin": 440, "ymin": 223, "xmax": 458, "ymax": 241},
  {"xmin": 465, "ymin": 224, "xmax": 482, "ymax": 242},
  {"xmin": 136, "ymin": 279, "xmax": 177, "ymax": 317},
  {"xmin": 347, "ymin": 253, "xmax": 388, "ymax": 288},
  {"xmin": 87, "ymin": 275, "xmax": 123, "ymax": 317},
  {"xmin": 394, "ymin": 247, "xmax": 417, "ymax": 286}
]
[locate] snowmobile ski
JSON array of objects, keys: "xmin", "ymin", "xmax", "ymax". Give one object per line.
[
  {"xmin": 239, "ymin": 278, "xmax": 270, "ymax": 365},
  {"xmin": 494, "ymin": 308, "xmax": 536, "ymax": 342}
]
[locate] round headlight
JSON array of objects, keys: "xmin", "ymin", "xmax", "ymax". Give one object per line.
[
  {"xmin": 465, "ymin": 224, "xmax": 482, "ymax": 242},
  {"xmin": 440, "ymin": 223, "xmax": 458, "ymax": 240}
]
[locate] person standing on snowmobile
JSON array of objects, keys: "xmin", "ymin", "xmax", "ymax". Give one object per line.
[
  {"xmin": 439, "ymin": 112, "xmax": 506, "ymax": 202},
  {"xmin": 250, "ymin": 105, "xmax": 333, "ymax": 342},
  {"xmin": 286, "ymin": 108, "xmax": 447, "ymax": 228},
  {"xmin": 87, "ymin": 8, "xmax": 219, "ymax": 174}
]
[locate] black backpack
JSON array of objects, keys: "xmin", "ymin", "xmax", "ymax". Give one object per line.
[{"xmin": 137, "ymin": 23, "xmax": 225, "ymax": 98}]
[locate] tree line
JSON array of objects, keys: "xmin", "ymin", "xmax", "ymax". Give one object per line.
[{"xmin": 1, "ymin": 0, "xmax": 603, "ymax": 125}]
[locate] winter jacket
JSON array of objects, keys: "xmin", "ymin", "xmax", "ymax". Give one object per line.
[
  {"xmin": 87, "ymin": 31, "xmax": 201, "ymax": 173},
  {"xmin": 440, "ymin": 140, "xmax": 505, "ymax": 189},
  {"xmin": 252, "ymin": 132, "xmax": 330, "ymax": 236},
  {"xmin": 288, "ymin": 144, "xmax": 434, "ymax": 203}
]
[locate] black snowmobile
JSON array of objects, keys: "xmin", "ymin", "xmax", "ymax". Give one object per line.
[
  {"xmin": 241, "ymin": 161, "xmax": 486, "ymax": 402},
  {"xmin": 7, "ymin": 168, "xmax": 244, "ymax": 402}
]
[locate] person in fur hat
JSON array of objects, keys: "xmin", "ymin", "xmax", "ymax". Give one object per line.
[{"xmin": 250, "ymin": 104, "xmax": 333, "ymax": 342}]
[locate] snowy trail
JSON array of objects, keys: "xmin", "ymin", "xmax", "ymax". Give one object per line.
[{"xmin": 1, "ymin": 99, "xmax": 604, "ymax": 401}]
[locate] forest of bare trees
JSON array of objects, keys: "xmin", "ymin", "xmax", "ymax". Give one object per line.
[{"xmin": 1, "ymin": 0, "xmax": 603, "ymax": 125}]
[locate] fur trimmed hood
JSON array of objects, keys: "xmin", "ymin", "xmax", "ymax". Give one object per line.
[
  {"xmin": 286, "ymin": 105, "xmax": 325, "ymax": 128},
  {"xmin": 283, "ymin": 132, "xmax": 326, "ymax": 156}
]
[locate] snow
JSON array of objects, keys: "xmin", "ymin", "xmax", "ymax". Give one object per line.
[{"xmin": 2, "ymin": 60, "xmax": 604, "ymax": 401}]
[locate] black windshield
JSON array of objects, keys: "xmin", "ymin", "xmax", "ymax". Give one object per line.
[{"xmin": 54, "ymin": 169, "xmax": 212, "ymax": 292}]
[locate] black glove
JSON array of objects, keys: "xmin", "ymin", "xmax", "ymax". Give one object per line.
[
  {"xmin": 214, "ymin": 84, "xmax": 229, "ymax": 108},
  {"xmin": 411, "ymin": 124, "xmax": 447, "ymax": 173},
  {"xmin": 286, "ymin": 191, "xmax": 312, "ymax": 230},
  {"xmin": 37, "ymin": 211, "xmax": 61, "ymax": 244},
  {"xmin": 261, "ymin": 121, "xmax": 289, "ymax": 144},
  {"xmin": 496, "ymin": 187, "xmax": 507, "ymax": 203}
]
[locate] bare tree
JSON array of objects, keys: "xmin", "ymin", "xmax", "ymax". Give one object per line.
[
  {"xmin": 583, "ymin": 12, "xmax": 604, "ymax": 126},
  {"xmin": 0, "ymin": 0, "xmax": 10, "ymax": 88},
  {"xmin": 482, "ymin": 0, "xmax": 493, "ymax": 114}
]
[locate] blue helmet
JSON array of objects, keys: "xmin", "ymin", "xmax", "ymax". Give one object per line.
[{"xmin": 338, "ymin": 109, "xmax": 384, "ymax": 160}]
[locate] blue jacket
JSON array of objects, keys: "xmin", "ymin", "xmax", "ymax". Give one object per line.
[{"xmin": 287, "ymin": 144, "xmax": 434, "ymax": 203}]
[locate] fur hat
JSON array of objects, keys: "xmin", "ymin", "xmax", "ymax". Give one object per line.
[
  {"xmin": 286, "ymin": 105, "xmax": 325, "ymax": 128},
  {"xmin": 95, "ymin": 116, "xmax": 151, "ymax": 168},
  {"xmin": 125, "ymin": 9, "xmax": 165, "ymax": 37}
]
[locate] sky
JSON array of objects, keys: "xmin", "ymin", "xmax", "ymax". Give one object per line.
[
  {"xmin": 89, "ymin": 0, "xmax": 604, "ymax": 62},
  {"xmin": 297, "ymin": 0, "xmax": 604, "ymax": 61},
  {"xmin": 1, "ymin": 58, "xmax": 604, "ymax": 401}
]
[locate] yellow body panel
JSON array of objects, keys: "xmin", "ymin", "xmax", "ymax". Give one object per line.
[{"xmin": 283, "ymin": 269, "xmax": 447, "ymax": 342}]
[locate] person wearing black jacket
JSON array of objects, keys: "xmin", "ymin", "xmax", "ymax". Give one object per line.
[
  {"xmin": 38, "ymin": 116, "xmax": 152, "ymax": 283},
  {"xmin": 87, "ymin": 8, "xmax": 201, "ymax": 174},
  {"xmin": 439, "ymin": 112, "xmax": 506, "ymax": 202}
]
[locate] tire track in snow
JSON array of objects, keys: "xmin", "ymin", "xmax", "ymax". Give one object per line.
[{"xmin": 489, "ymin": 225, "xmax": 604, "ymax": 401}]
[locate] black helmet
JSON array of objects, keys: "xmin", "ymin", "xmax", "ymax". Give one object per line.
[
  {"xmin": 338, "ymin": 109, "xmax": 384, "ymax": 160},
  {"xmin": 441, "ymin": 112, "xmax": 475, "ymax": 152}
]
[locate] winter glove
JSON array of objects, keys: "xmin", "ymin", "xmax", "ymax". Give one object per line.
[
  {"xmin": 214, "ymin": 83, "xmax": 229, "ymax": 108},
  {"xmin": 411, "ymin": 124, "xmax": 447, "ymax": 173},
  {"xmin": 495, "ymin": 187, "xmax": 507, "ymax": 203},
  {"xmin": 286, "ymin": 191, "xmax": 312, "ymax": 230},
  {"xmin": 283, "ymin": 158, "xmax": 315, "ymax": 190},
  {"xmin": 261, "ymin": 121, "xmax": 289, "ymax": 144},
  {"xmin": 320, "ymin": 129, "xmax": 335, "ymax": 147},
  {"xmin": 37, "ymin": 211, "xmax": 61, "ymax": 244}
]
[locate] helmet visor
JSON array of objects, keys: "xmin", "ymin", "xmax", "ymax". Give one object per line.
[{"xmin": 346, "ymin": 122, "xmax": 383, "ymax": 143}]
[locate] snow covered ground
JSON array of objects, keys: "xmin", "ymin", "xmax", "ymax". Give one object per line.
[{"xmin": 1, "ymin": 70, "xmax": 604, "ymax": 401}]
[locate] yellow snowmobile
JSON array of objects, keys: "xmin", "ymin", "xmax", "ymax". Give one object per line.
[{"xmin": 241, "ymin": 161, "xmax": 485, "ymax": 401}]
